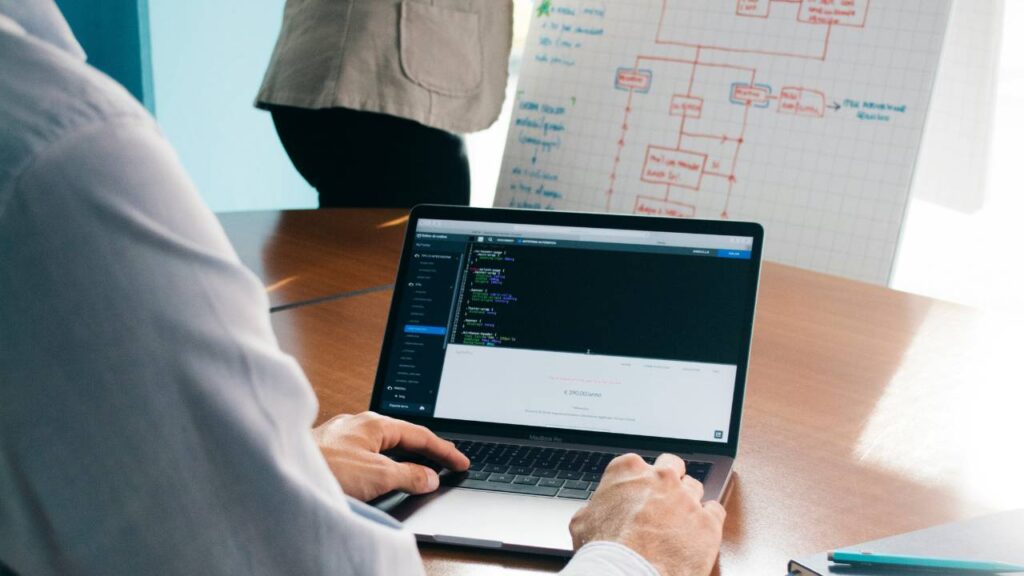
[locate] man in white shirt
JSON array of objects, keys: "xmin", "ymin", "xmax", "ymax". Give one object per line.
[{"xmin": 0, "ymin": 3, "xmax": 726, "ymax": 575}]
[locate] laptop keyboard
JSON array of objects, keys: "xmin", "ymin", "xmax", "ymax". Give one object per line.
[{"xmin": 444, "ymin": 439, "xmax": 712, "ymax": 500}]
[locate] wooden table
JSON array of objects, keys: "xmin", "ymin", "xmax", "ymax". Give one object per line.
[
  {"xmin": 219, "ymin": 209, "xmax": 407, "ymax": 309},
  {"xmin": 226, "ymin": 209, "xmax": 1024, "ymax": 575}
]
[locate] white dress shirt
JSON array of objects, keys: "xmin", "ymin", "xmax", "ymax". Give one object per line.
[{"xmin": 0, "ymin": 3, "xmax": 657, "ymax": 575}]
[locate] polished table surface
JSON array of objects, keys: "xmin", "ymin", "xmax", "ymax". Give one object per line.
[
  {"xmin": 227, "ymin": 209, "xmax": 1023, "ymax": 575},
  {"xmin": 219, "ymin": 209, "xmax": 407, "ymax": 309}
]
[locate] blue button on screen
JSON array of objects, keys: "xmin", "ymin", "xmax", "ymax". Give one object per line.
[
  {"xmin": 716, "ymin": 249, "xmax": 751, "ymax": 259},
  {"xmin": 403, "ymin": 325, "xmax": 447, "ymax": 336}
]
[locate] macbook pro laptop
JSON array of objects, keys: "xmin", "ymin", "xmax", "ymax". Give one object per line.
[{"xmin": 370, "ymin": 205, "xmax": 763, "ymax": 556}]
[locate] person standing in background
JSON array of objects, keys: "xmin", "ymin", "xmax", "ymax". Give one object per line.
[{"xmin": 256, "ymin": 0, "xmax": 513, "ymax": 208}]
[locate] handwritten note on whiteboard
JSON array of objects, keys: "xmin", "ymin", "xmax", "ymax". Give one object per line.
[{"xmin": 495, "ymin": 0, "xmax": 953, "ymax": 284}]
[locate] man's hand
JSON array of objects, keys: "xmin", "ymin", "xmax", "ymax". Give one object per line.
[
  {"xmin": 312, "ymin": 412, "xmax": 469, "ymax": 502},
  {"xmin": 569, "ymin": 453, "xmax": 726, "ymax": 576}
]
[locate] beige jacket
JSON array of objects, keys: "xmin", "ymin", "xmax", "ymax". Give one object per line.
[{"xmin": 256, "ymin": 0, "xmax": 513, "ymax": 133}]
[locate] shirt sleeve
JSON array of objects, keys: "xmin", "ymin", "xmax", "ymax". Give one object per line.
[
  {"xmin": 0, "ymin": 117, "xmax": 424, "ymax": 576},
  {"xmin": 561, "ymin": 542, "xmax": 661, "ymax": 576}
]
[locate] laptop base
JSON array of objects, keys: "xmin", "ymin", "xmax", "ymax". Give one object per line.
[{"xmin": 378, "ymin": 435, "xmax": 735, "ymax": 556}]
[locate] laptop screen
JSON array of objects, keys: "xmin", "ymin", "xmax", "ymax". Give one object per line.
[{"xmin": 375, "ymin": 216, "xmax": 758, "ymax": 444}]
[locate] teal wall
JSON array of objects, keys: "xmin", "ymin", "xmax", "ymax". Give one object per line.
[
  {"xmin": 56, "ymin": 0, "xmax": 154, "ymax": 112},
  {"xmin": 147, "ymin": 0, "xmax": 315, "ymax": 212}
]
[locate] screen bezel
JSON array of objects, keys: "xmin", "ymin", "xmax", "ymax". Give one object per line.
[{"xmin": 369, "ymin": 205, "xmax": 764, "ymax": 458}]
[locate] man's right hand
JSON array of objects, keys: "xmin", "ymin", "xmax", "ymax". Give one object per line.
[
  {"xmin": 568, "ymin": 453, "xmax": 727, "ymax": 576},
  {"xmin": 312, "ymin": 412, "xmax": 469, "ymax": 502}
]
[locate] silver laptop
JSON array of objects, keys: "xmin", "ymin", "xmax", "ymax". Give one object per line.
[{"xmin": 370, "ymin": 205, "xmax": 763, "ymax": 556}]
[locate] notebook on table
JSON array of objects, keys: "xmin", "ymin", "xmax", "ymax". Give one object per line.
[{"xmin": 788, "ymin": 509, "xmax": 1024, "ymax": 575}]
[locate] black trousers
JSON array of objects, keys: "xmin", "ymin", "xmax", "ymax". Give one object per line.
[{"xmin": 270, "ymin": 105, "xmax": 470, "ymax": 208}]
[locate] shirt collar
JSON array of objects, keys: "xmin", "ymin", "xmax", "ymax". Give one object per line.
[{"xmin": 0, "ymin": 0, "xmax": 85, "ymax": 60}]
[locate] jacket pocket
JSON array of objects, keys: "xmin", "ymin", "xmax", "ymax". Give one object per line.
[{"xmin": 399, "ymin": 0, "xmax": 483, "ymax": 96}]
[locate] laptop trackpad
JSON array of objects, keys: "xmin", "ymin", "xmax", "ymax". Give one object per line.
[{"xmin": 395, "ymin": 488, "xmax": 584, "ymax": 555}]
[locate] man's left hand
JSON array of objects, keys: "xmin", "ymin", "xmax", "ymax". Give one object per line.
[{"xmin": 312, "ymin": 411, "xmax": 470, "ymax": 502}]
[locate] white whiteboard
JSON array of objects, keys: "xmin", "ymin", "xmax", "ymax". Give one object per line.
[
  {"xmin": 495, "ymin": 0, "xmax": 953, "ymax": 284},
  {"xmin": 913, "ymin": 0, "xmax": 1003, "ymax": 214}
]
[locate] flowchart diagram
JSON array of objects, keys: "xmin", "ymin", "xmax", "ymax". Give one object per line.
[{"xmin": 496, "ymin": 0, "xmax": 952, "ymax": 284}]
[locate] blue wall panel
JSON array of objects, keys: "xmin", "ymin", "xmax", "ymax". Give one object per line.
[{"xmin": 56, "ymin": 0, "xmax": 154, "ymax": 111}]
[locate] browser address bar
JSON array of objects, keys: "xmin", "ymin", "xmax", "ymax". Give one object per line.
[{"xmin": 511, "ymin": 224, "xmax": 651, "ymax": 238}]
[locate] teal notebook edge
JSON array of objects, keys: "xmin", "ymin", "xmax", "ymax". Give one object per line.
[{"xmin": 787, "ymin": 509, "xmax": 1024, "ymax": 576}]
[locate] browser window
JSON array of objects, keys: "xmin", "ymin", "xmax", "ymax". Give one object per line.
[{"xmin": 377, "ymin": 218, "xmax": 756, "ymax": 443}]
